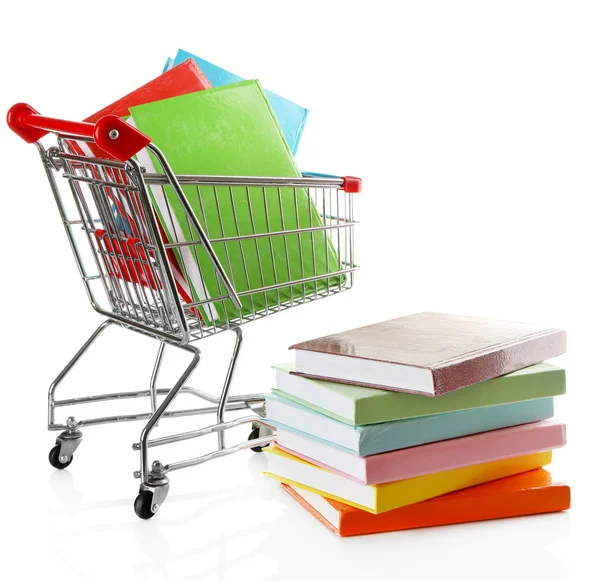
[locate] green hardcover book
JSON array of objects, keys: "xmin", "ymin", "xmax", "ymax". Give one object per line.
[
  {"xmin": 272, "ymin": 362, "xmax": 566, "ymax": 426},
  {"xmin": 128, "ymin": 80, "xmax": 342, "ymax": 323}
]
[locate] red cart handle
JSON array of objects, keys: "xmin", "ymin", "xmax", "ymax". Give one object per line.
[{"xmin": 6, "ymin": 103, "xmax": 151, "ymax": 162}]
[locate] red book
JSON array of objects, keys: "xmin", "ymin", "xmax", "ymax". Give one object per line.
[
  {"xmin": 76, "ymin": 58, "xmax": 211, "ymax": 159},
  {"xmin": 75, "ymin": 60, "xmax": 212, "ymax": 318},
  {"xmin": 283, "ymin": 469, "xmax": 570, "ymax": 537},
  {"xmin": 84, "ymin": 58, "xmax": 212, "ymax": 122}
]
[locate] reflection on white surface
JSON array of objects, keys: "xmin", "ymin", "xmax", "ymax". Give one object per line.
[{"xmin": 45, "ymin": 451, "xmax": 572, "ymax": 581}]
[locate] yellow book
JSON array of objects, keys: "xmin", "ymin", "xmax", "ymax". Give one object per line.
[{"xmin": 264, "ymin": 446, "xmax": 552, "ymax": 514}]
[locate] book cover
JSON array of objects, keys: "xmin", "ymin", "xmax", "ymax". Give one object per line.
[
  {"xmin": 164, "ymin": 49, "xmax": 309, "ymax": 155},
  {"xmin": 275, "ymin": 419, "xmax": 566, "ymax": 485},
  {"xmin": 128, "ymin": 80, "xmax": 342, "ymax": 323},
  {"xmin": 266, "ymin": 392, "xmax": 555, "ymax": 456},
  {"xmin": 75, "ymin": 59, "xmax": 212, "ymax": 160},
  {"xmin": 273, "ymin": 361, "xmax": 566, "ymax": 425},
  {"xmin": 77, "ymin": 59, "xmax": 213, "ymax": 317},
  {"xmin": 264, "ymin": 446, "xmax": 552, "ymax": 514},
  {"xmin": 290, "ymin": 312, "xmax": 566, "ymax": 395},
  {"xmin": 84, "ymin": 58, "xmax": 212, "ymax": 122},
  {"xmin": 283, "ymin": 469, "xmax": 570, "ymax": 536}
]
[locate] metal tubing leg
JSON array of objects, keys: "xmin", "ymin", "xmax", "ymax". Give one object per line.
[
  {"xmin": 149, "ymin": 342, "xmax": 166, "ymax": 419},
  {"xmin": 135, "ymin": 415, "xmax": 274, "ymax": 451},
  {"xmin": 138, "ymin": 344, "xmax": 201, "ymax": 484},
  {"xmin": 217, "ymin": 328, "xmax": 243, "ymax": 450},
  {"xmin": 179, "ymin": 386, "xmax": 265, "ymax": 405},
  {"xmin": 48, "ymin": 320, "xmax": 114, "ymax": 428}
]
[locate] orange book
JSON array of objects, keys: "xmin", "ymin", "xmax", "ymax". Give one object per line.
[{"xmin": 283, "ymin": 469, "xmax": 570, "ymax": 537}]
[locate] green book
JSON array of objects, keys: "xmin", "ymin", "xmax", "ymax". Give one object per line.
[
  {"xmin": 128, "ymin": 81, "xmax": 342, "ymax": 323},
  {"xmin": 272, "ymin": 362, "xmax": 566, "ymax": 426}
]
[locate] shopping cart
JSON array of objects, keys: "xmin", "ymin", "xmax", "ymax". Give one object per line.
[{"xmin": 7, "ymin": 103, "xmax": 360, "ymax": 519}]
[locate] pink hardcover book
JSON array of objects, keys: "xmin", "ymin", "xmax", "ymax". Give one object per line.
[
  {"xmin": 275, "ymin": 419, "xmax": 566, "ymax": 485},
  {"xmin": 290, "ymin": 312, "xmax": 566, "ymax": 395}
]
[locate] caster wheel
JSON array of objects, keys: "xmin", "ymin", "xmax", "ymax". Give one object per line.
[
  {"xmin": 49, "ymin": 444, "xmax": 73, "ymax": 469},
  {"xmin": 134, "ymin": 490, "xmax": 156, "ymax": 520},
  {"xmin": 248, "ymin": 427, "xmax": 270, "ymax": 453}
]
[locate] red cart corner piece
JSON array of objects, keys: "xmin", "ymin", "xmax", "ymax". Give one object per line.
[
  {"xmin": 94, "ymin": 116, "xmax": 151, "ymax": 162},
  {"xmin": 343, "ymin": 176, "xmax": 362, "ymax": 193},
  {"xmin": 7, "ymin": 103, "xmax": 151, "ymax": 162}
]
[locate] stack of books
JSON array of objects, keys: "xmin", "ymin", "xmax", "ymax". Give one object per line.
[{"xmin": 263, "ymin": 312, "xmax": 570, "ymax": 536}]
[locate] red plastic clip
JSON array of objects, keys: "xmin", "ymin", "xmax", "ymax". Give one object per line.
[
  {"xmin": 342, "ymin": 176, "xmax": 362, "ymax": 193},
  {"xmin": 93, "ymin": 116, "xmax": 151, "ymax": 162}
]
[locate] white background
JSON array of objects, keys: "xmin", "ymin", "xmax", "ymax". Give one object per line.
[{"xmin": 1, "ymin": 1, "xmax": 598, "ymax": 579}]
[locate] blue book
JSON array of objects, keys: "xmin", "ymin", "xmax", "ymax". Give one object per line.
[
  {"xmin": 163, "ymin": 49, "xmax": 309, "ymax": 155},
  {"xmin": 265, "ymin": 392, "xmax": 555, "ymax": 456}
]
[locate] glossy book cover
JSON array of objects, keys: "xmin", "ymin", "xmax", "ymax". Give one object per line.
[
  {"xmin": 266, "ymin": 392, "xmax": 556, "ymax": 456},
  {"xmin": 163, "ymin": 49, "xmax": 309, "ymax": 155},
  {"xmin": 283, "ymin": 469, "xmax": 570, "ymax": 536},
  {"xmin": 265, "ymin": 446, "xmax": 552, "ymax": 514},
  {"xmin": 273, "ymin": 361, "xmax": 566, "ymax": 426},
  {"xmin": 276, "ymin": 420, "xmax": 566, "ymax": 485},
  {"xmin": 291, "ymin": 312, "xmax": 566, "ymax": 395},
  {"xmin": 128, "ymin": 80, "xmax": 342, "ymax": 323}
]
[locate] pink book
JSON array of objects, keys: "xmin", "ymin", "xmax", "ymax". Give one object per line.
[
  {"xmin": 290, "ymin": 312, "xmax": 566, "ymax": 396},
  {"xmin": 276, "ymin": 419, "xmax": 566, "ymax": 485}
]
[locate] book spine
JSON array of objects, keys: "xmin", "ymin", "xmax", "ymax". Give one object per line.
[{"xmin": 432, "ymin": 330, "xmax": 567, "ymax": 395}]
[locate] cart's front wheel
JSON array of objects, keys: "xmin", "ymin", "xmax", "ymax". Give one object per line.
[
  {"xmin": 134, "ymin": 491, "xmax": 156, "ymax": 520},
  {"xmin": 248, "ymin": 427, "xmax": 270, "ymax": 453},
  {"xmin": 48, "ymin": 444, "xmax": 73, "ymax": 469}
]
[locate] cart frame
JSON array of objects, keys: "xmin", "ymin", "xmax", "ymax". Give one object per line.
[{"xmin": 7, "ymin": 104, "xmax": 360, "ymax": 518}]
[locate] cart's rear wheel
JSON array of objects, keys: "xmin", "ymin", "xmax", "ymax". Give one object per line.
[
  {"xmin": 134, "ymin": 491, "xmax": 155, "ymax": 520},
  {"xmin": 48, "ymin": 444, "xmax": 73, "ymax": 469},
  {"xmin": 248, "ymin": 427, "xmax": 270, "ymax": 453}
]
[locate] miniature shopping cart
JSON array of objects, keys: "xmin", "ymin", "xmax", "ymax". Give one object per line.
[{"xmin": 7, "ymin": 104, "xmax": 360, "ymax": 519}]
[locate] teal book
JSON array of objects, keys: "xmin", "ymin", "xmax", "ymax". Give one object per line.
[
  {"xmin": 265, "ymin": 392, "xmax": 555, "ymax": 456},
  {"xmin": 164, "ymin": 49, "xmax": 309, "ymax": 155},
  {"xmin": 128, "ymin": 81, "xmax": 342, "ymax": 324},
  {"xmin": 273, "ymin": 362, "xmax": 566, "ymax": 426}
]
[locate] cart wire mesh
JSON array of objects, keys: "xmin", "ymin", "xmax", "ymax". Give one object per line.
[{"xmin": 46, "ymin": 135, "xmax": 358, "ymax": 344}]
